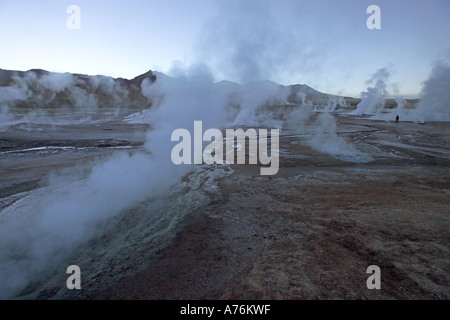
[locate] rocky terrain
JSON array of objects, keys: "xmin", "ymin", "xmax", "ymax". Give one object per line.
[{"xmin": 1, "ymin": 114, "xmax": 448, "ymax": 300}]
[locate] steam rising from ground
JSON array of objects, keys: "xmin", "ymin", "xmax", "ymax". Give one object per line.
[
  {"xmin": 1, "ymin": 0, "xmax": 449, "ymax": 300},
  {"xmin": 0, "ymin": 153, "xmax": 174, "ymax": 297},
  {"xmin": 351, "ymin": 67, "xmax": 391, "ymax": 116},
  {"xmin": 0, "ymin": 65, "xmax": 227, "ymax": 298},
  {"xmin": 285, "ymin": 109, "xmax": 370, "ymax": 162},
  {"xmin": 351, "ymin": 54, "xmax": 450, "ymax": 122},
  {"xmin": 0, "ymin": 60, "xmax": 378, "ymax": 297},
  {"xmin": 230, "ymin": 81, "xmax": 289, "ymax": 127},
  {"xmin": 408, "ymin": 56, "xmax": 450, "ymax": 122},
  {"xmin": 1, "ymin": 15, "xmax": 448, "ymax": 296},
  {"xmin": 309, "ymin": 113, "xmax": 358, "ymax": 156}
]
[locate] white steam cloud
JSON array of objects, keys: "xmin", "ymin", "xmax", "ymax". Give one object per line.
[
  {"xmin": 408, "ymin": 55, "xmax": 450, "ymax": 122},
  {"xmin": 0, "ymin": 152, "xmax": 175, "ymax": 298},
  {"xmin": 309, "ymin": 112, "xmax": 370, "ymax": 162},
  {"xmin": 351, "ymin": 52, "xmax": 450, "ymax": 122},
  {"xmin": 0, "ymin": 64, "xmax": 231, "ymax": 298},
  {"xmin": 196, "ymin": 0, "xmax": 323, "ymax": 85},
  {"xmin": 351, "ymin": 67, "xmax": 391, "ymax": 116}
]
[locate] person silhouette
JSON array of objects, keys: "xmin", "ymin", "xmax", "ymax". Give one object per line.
[{"xmin": 395, "ymin": 115, "xmax": 399, "ymax": 123}]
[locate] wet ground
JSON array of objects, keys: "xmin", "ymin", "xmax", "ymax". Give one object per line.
[{"xmin": 0, "ymin": 115, "xmax": 449, "ymax": 299}]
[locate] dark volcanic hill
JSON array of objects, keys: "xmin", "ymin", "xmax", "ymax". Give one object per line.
[
  {"xmin": 0, "ymin": 68, "xmax": 158, "ymax": 110},
  {"xmin": 0, "ymin": 67, "xmax": 362, "ymax": 113}
]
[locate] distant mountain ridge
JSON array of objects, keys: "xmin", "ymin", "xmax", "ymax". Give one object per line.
[
  {"xmin": 0, "ymin": 68, "xmax": 158, "ymax": 110},
  {"xmin": 0, "ymin": 68, "xmax": 360, "ymax": 111},
  {"xmin": 0, "ymin": 68, "xmax": 157, "ymax": 88}
]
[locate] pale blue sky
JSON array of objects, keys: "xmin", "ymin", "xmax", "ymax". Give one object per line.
[{"xmin": 1, "ymin": 0, "xmax": 449, "ymax": 97}]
